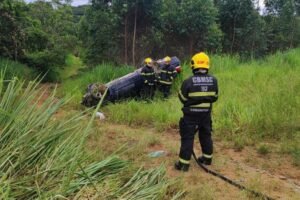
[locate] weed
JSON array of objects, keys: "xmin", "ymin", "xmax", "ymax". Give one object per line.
[
  {"xmin": 257, "ymin": 144, "xmax": 270, "ymax": 155},
  {"xmin": 292, "ymin": 149, "xmax": 300, "ymax": 167},
  {"xmin": 147, "ymin": 134, "xmax": 162, "ymax": 147},
  {"xmin": 0, "ymin": 58, "xmax": 36, "ymax": 80},
  {"xmin": 233, "ymin": 136, "xmax": 246, "ymax": 151}
]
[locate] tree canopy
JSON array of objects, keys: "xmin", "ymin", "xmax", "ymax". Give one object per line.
[{"xmin": 0, "ymin": 0, "xmax": 299, "ymax": 69}]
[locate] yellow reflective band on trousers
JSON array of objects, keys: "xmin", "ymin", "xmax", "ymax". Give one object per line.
[
  {"xmin": 188, "ymin": 91, "xmax": 216, "ymax": 97},
  {"xmin": 203, "ymin": 154, "xmax": 213, "ymax": 158},
  {"xmin": 179, "ymin": 158, "xmax": 190, "ymax": 164},
  {"xmin": 179, "ymin": 91, "xmax": 187, "ymax": 101},
  {"xmin": 159, "ymin": 80, "xmax": 172, "ymax": 85},
  {"xmin": 190, "ymin": 103, "xmax": 211, "ymax": 108}
]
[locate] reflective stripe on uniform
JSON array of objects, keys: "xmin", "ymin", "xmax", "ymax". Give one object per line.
[
  {"xmin": 188, "ymin": 91, "xmax": 216, "ymax": 97},
  {"xmin": 203, "ymin": 154, "xmax": 213, "ymax": 158},
  {"xmin": 141, "ymin": 72, "xmax": 155, "ymax": 76},
  {"xmin": 179, "ymin": 158, "xmax": 190, "ymax": 164},
  {"xmin": 179, "ymin": 91, "xmax": 187, "ymax": 101},
  {"xmin": 190, "ymin": 103, "xmax": 211, "ymax": 108},
  {"xmin": 161, "ymin": 70, "xmax": 173, "ymax": 74},
  {"xmin": 159, "ymin": 80, "xmax": 172, "ymax": 85}
]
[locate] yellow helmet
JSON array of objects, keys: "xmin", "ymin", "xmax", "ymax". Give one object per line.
[
  {"xmin": 144, "ymin": 57, "xmax": 153, "ymax": 65},
  {"xmin": 163, "ymin": 56, "xmax": 171, "ymax": 64},
  {"xmin": 191, "ymin": 52, "xmax": 210, "ymax": 69}
]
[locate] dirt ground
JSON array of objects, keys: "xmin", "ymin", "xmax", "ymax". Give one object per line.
[{"xmin": 87, "ymin": 122, "xmax": 300, "ymax": 200}]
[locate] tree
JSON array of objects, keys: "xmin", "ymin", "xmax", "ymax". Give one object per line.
[
  {"xmin": 159, "ymin": 0, "xmax": 222, "ymax": 57},
  {"xmin": 112, "ymin": 0, "xmax": 162, "ymax": 65},
  {"xmin": 23, "ymin": 0, "xmax": 80, "ymax": 81},
  {"xmin": 80, "ymin": 0, "xmax": 119, "ymax": 64},
  {"xmin": 265, "ymin": 0, "xmax": 300, "ymax": 51},
  {"xmin": 0, "ymin": 0, "xmax": 26, "ymax": 60},
  {"xmin": 215, "ymin": 0, "xmax": 267, "ymax": 57}
]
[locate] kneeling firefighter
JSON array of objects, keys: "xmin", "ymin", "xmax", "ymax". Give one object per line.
[
  {"xmin": 141, "ymin": 57, "xmax": 156, "ymax": 100},
  {"xmin": 175, "ymin": 52, "xmax": 219, "ymax": 172}
]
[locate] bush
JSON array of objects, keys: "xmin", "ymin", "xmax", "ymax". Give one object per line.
[
  {"xmin": 0, "ymin": 58, "xmax": 36, "ymax": 80},
  {"xmin": 24, "ymin": 48, "xmax": 68, "ymax": 82}
]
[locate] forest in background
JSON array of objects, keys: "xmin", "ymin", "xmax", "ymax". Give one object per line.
[{"xmin": 1, "ymin": 0, "xmax": 300, "ymax": 81}]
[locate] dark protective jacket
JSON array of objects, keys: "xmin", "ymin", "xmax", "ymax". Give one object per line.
[
  {"xmin": 159, "ymin": 64, "xmax": 177, "ymax": 85},
  {"xmin": 178, "ymin": 71, "xmax": 218, "ymax": 120},
  {"xmin": 141, "ymin": 66, "xmax": 156, "ymax": 85}
]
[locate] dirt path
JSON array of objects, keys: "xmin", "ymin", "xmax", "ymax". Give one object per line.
[{"xmin": 89, "ymin": 123, "xmax": 300, "ymax": 200}]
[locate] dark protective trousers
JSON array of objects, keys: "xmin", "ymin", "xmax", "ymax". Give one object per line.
[
  {"xmin": 141, "ymin": 84, "xmax": 155, "ymax": 100},
  {"xmin": 159, "ymin": 84, "xmax": 171, "ymax": 98},
  {"xmin": 179, "ymin": 114, "xmax": 213, "ymax": 162}
]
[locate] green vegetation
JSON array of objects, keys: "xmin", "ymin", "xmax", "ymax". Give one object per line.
[
  {"xmin": 0, "ymin": 74, "xmax": 182, "ymax": 199},
  {"xmin": 257, "ymin": 144, "xmax": 271, "ymax": 155},
  {"xmin": 60, "ymin": 64, "xmax": 134, "ymax": 104},
  {"xmin": 1, "ymin": 0, "xmax": 299, "ymax": 198},
  {"xmin": 0, "ymin": 58, "xmax": 36, "ymax": 80},
  {"xmin": 57, "ymin": 54, "xmax": 85, "ymax": 80},
  {"xmin": 60, "ymin": 49, "xmax": 299, "ymax": 164},
  {"xmin": 1, "ymin": 0, "xmax": 300, "ymax": 77}
]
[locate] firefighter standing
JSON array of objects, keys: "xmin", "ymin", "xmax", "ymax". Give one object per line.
[
  {"xmin": 158, "ymin": 56, "xmax": 177, "ymax": 98},
  {"xmin": 175, "ymin": 52, "xmax": 218, "ymax": 172},
  {"xmin": 141, "ymin": 58, "xmax": 156, "ymax": 100}
]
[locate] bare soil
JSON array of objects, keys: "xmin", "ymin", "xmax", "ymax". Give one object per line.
[{"xmin": 90, "ymin": 123, "xmax": 300, "ymax": 200}]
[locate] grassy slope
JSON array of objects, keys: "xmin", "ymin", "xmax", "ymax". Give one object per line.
[
  {"xmin": 0, "ymin": 58, "xmax": 36, "ymax": 80},
  {"xmin": 60, "ymin": 49, "xmax": 300, "ymax": 162}
]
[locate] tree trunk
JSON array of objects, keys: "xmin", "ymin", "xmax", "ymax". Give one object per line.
[
  {"xmin": 189, "ymin": 37, "xmax": 194, "ymax": 55},
  {"xmin": 13, "ymin": 33, "xmax": 18, "ymax": 61},
  {"xmin": 230, "ymin": 2, "xmax": 242, "ymax": 54},
  {"xmin": 124, "ymin": 14, "xmax": 128, "ymax": 64},
  {"xmin": 289, "ymin": 17, "xmax": 295, "ymax": 48},
  {"xmin": 132, "ymin": 3, "xmax": 138, "ymax": 66},
  {"xmin": 230, "ymin": 16, "xmax": 236, "ymax": 54}
]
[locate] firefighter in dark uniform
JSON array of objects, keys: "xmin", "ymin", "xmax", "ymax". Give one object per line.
[
  {"xmin": 158, "ymin": 56, "xmax": 177, "ymax": 98},
  {"xmin": 141, "ymin": 57, "xmax": 156, "ymax": 100},
  {"xmin": 175, "ymin": 52, "xmax": 218, "ymax": 171}
]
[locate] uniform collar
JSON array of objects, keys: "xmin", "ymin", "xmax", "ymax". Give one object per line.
[{"xmin": 193, "ymin": 69, "xmax": 208, "ymax": 75}]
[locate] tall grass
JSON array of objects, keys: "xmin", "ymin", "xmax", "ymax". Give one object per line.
[
  {"xmin": 212, "ymin": 49, "xmax": 300, "ymax": 140},
  {"xmin": 0, "ymin": 74, "xmax": 181, "ymax": 198},
  {"xmin": 59, "ymin": 63, "xmax": 134, "ymax": 104},
  {"xmin": 56, "ymin": 54, "xmax": 85, "ymax": 80},
  {"xmin": 0, "ymin": 58, "xmax": 36, "ymax": 80},
  {"xmin": 90, "ymin": 49, "xmax": 299, "ymax": 145}
]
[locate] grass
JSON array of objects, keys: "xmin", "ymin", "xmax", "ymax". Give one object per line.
[
  {"xmin": 64, "ymin": 48, "xmax": 300, "ymax": 161},
  {"xmin": 257, "ymin": 144, "xmax": 271, "ymax": 155},
  {"xmin": 59, "ymin": 63, "xmax": 134, "ymax": 105},
  {"xmin": 0, "ymin": 74, "xmax": 182, "ymax": 199},
  {"xmin": 56, "ymin": 54, "xmax": 86, "ymax": 80},
  {"xmin": 0, "ymin": 58, "xmax": 36, "ymax": 80}
]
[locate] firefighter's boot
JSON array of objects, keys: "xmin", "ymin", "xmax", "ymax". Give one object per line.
[
  {"xmin": 174, "ymin": 161, "xmax": 190, "ymax": 172},
  {"xmin": 197, "ymin": 156, "xmax": 212, "ymax": 165}
]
